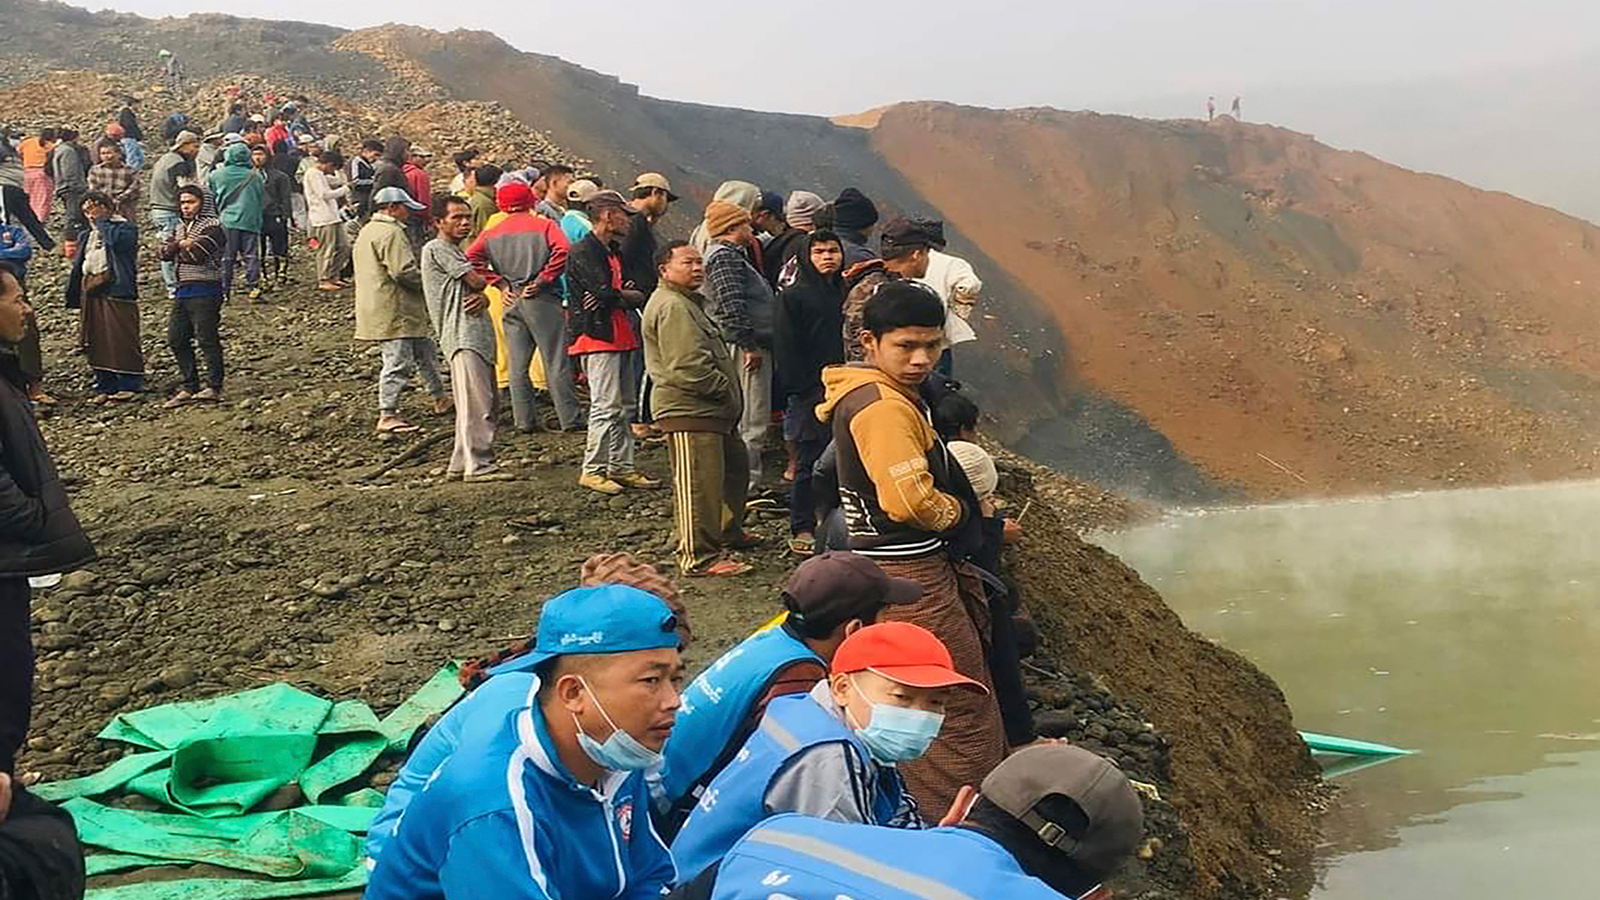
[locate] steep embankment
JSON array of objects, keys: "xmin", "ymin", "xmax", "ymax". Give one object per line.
[{"xmin": 864, "ymin": 102, "xmax": 1600, "ymax": 495}]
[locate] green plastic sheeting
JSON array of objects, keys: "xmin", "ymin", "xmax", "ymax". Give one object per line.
[
  {"xmin": 64, "ymin": 800, "xmax": 360, "ymax": 878},
  {"xmin": 85, "ymin": 855, "xmax": 186, "ymax": 877},
  {"xmin": 38, "ymin": 666, "xmax": 464, "ymax": 816},
  {"xmin": 34, "ymin": 751, "xmax": 174, "ymax": 804},
  {"xmin": 32, "ymin": 665, "xmax": 463, "ymax": 898},
  {"xmin": 377, "ymin": 664, "xmax": 466, "ymax": 751},
  {"xmin": 67, "ymin": 800, "xmax": 377, "ymax": 842},
  {"xmin": 1298, "ymin": 730, "xmax": 1415, "ymax": 757},
  {"xmin": 85, "ymin": 867, "xmax": 368, "ymax": 900}
]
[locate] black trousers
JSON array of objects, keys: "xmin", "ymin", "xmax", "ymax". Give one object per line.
[
  {"xmin": 789, "ymin": 435, "xmax": 830, "ymax": 537},
  {"xmin": 260, "ymin": 214, "xmax": 289, "ymax": 259},
  {"xmin": 167, "ymin": 292, "xmax": 225, "ymax": 391},
  {"xmin": 0, "ymin": 786, "xmax": 86, "ymax": 900},
  {"xmin": 0, "ymin": 577, "xmax": 32, "ymax": 776}
]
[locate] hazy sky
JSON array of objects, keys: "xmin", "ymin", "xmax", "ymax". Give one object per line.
[{"xmin": 97, "ymin": 0, "xmax": 1600, "ymax": 118}]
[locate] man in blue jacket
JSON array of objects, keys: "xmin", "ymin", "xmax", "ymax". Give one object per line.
[
  {"xmin": 657, "ymin": 551, "xmax": 919, "ymax": 833},
  {"xmin": 668, "ymin": 743, "xmax": 1144, "ymax": 900},
  {"xmin": 670, "ymin": 621, "xmax": 987, "ymax": 881},
  {"xmin": 366, "ymin": 584, "xmax": 683, "ymax": 900}
]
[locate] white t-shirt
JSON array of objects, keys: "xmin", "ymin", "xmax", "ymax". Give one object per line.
[
  {"xmin": 918, "ymin": 249, "xmax": 982, "ymax": 345},
  {"xmin": 302, "ymin": 167, "xmax": 349, "ymax": 228}
]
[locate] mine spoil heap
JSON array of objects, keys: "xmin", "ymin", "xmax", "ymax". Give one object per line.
[{"xmin": 5, "ymin": 7, "xmax": 1322, "ymax": 899}]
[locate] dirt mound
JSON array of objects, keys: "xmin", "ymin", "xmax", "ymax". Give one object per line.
[
  {"xmin": 866, "ymin": 102, "xmax": 1600, "ymax": 497},
  {"xmin": 831, "ymin": 105, "xmax": 892, "ymax": 129},
  {"xmin": 1009, "ymin": 496, "xmax": 1321, "ymax": 897}
]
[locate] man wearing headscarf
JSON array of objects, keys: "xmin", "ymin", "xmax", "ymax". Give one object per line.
[{"xmin": 689, "ymin": 180, "xmax": 761, "ymax": 256}]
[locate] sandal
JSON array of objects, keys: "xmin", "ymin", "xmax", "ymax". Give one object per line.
[
  {"xmin": 376, "ymin": 418, "xmax": 421, "ymax": 434},
  {"xmin": 464, "ymin": 470, "xmax": 517, "ymax": 483},
  {"xmin": 162, "ymin": 390, "xmax": 195, "ymax": 409},
  {"xmin": 689, "ymin": 559, "xmax": 753, "ymax": 578},
  {"xmin": 729, "ymin": 531, "xmax": 764, "ymax": 551},
  {"xmin": 787, "ymin": 535, "xmax": 816, "ymax": 557}
]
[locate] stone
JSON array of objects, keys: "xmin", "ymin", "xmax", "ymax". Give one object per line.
[
  {"xmin": 1034, "ymin": 710, "xmax": 1079, "ymax": 738},
  {"xmin": 159, "ymin": 664, "xmax": 198, "ymax": 689}
]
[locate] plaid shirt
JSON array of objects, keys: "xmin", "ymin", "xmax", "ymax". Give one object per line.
[
  {"xmin": 703, "ymin": 241, "xmax": 776, "ymax": 350},
  {"xmin": 87, "ymin": 163, "xmax": 140, "ymax": 209}
]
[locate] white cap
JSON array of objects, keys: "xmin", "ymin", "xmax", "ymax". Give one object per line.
[{"xmin": 947, "ymin": 441, "xmax": 998, "ymax": 497}]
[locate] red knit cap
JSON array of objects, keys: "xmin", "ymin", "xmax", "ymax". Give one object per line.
[{"xmin": 497, "ymin": 182, "xmax": 535, "ymax": 213}]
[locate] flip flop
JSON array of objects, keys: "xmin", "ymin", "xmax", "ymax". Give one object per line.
[
  {"xmin": 689, "ymin": 559, "xmax": 753, "ymax": 578},
  {"xmin": 729, "ymin": 532, "xmax": 764, "ymax": 550},
  {"xmin": 787, "ymin": 536, "xmax": 816, "ymax": 557},
  {"xmin": 376, "ymin": 420, "xmax": 421, "ymax": 434}
]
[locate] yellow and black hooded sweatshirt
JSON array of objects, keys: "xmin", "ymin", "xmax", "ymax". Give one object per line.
[{"xmin": 817, "ymin": 363, "xmax": 968, "ymax": 559}]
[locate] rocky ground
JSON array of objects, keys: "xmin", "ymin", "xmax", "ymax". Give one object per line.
[
  {"xmin": 3, "ymin": 12, "xmax": 1326, "ymax": 892},
  {"xmin": 15, "ymin": 193, "xmax": 1228, "ymax": 897}
]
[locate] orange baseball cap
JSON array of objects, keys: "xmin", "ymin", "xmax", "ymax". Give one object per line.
[{"xmin": 832, "ymin": 622, "xmax": 988, "ymax": 694}]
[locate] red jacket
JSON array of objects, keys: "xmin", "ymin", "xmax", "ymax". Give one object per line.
[
  {"xmin": 465, "ymin": 211, "xmax": 569, "ymax": 300},
  {"xmin": 403, "ymin": 163, "xmax": 432, "ymax": 226}
]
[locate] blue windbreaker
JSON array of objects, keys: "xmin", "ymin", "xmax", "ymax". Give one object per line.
[
  {"xmin": 364, "ymin": 672, "xmax": 537, "ymax": 861},
  {"xmin": 714, "ymin": 814, "xmax": 1069, "ymax": 900},
  {"xmin": 365, "ymin": 691, "xmax": 677, "ymax": 900}
]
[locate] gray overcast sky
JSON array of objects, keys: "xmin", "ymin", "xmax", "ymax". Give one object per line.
[{"xmin": 96, "ymin": 0, "xmax": 1600, "ymax": 117}]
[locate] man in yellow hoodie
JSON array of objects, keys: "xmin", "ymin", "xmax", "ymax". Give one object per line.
[{"xmin": 816, "ymin": 280, "xmax": 1006, "ymax": 818}]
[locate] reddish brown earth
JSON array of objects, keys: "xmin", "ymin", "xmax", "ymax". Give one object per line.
[{"xmin": 864, "ymin": 103, "xmax": 1600, "ymax": 497}]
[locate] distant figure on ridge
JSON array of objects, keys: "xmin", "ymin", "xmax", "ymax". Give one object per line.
[
  {"xmin": 1207, "ymin": 96, "xmax": 1216, "ymax": 121},
  {"xmin": 1232, "ymin": 96, "xmax": 1242, "ymax": 119}
]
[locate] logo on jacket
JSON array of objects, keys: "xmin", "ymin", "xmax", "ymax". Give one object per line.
[{"xmin": 615, "ymin": 800, "xmax": 634, "ymax": 842}]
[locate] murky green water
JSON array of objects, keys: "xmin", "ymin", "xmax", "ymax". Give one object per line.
[{"xmin": 1095, "ymin": 482, "xmax": 1600, "ymax": 898}]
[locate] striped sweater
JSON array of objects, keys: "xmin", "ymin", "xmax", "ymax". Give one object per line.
[{"xmin": 157, "ymin": 214, "xmax": 226, "ymax": 286}]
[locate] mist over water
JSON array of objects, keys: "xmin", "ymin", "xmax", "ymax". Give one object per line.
[{"xmin": 1095, "ymin": 481, "xmax": 1600, "ymax": 899}]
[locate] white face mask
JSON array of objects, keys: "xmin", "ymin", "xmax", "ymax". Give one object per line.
[
  {"xmin": 571, "ymin": 676, "xmax": 662, "ymax": 772},
  {"xmin": 842, "ymin": 675, "xmax": 945, "ymax": 766}
]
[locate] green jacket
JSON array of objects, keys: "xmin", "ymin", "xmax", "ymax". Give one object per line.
[
  {"xmin": 205, "ymin": 143, "xmax": 265, "ymax": 233},
  {"xmin": 353, "ymin": 213, "xmax": 430, "ymax": 341},
  {"xmin": 466, "ymin": 186, "xmax": 497, "ymax": 238},
  {"xmin": 642, "ymin": 282, "xmax": 742, "ymax": 431}
]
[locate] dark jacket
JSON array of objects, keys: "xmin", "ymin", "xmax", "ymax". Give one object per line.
[
  {"xmin": 261, "ymin": 166, "xmax": 293, "ymax": 219},
  {"xmin": 762, "ymin": 228, "xmax": 807, "ymax": 289},
  {"xmin": 371, "ymin": 138, "xmax": 410, "ymax": 197},
  {"xmin": 65, "ymin": 216, "xmax": 139, "ymax": 308},
  {"xmin": 0, "ymin": 350, "xmax": 95, "ymax": 578},
  {"xmin": 118, "ymin": 106, "xmax": 143, "ymax": 142},
  {"xmin": 160, "ymin": 113, "xmax": 190, "ymax": 143},
  {"xmin": 565, "ymin": 232, "xmax": 626, "ymax": 347},
  {"xmin": 618, "ymin": 212, "xmax": 659, "ymax": 295},
  {"xmin": 774, "ymin": 233, "xmax": 847, "ymax": 406}
]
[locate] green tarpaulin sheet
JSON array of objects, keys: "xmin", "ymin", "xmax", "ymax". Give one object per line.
[
  {"xmin": 85, "ymin": 867, "xmax": 368, "ymax": 900},
  {"xmin": 34, "ymin": 665, "xmax": 463, "ymax": 898}
]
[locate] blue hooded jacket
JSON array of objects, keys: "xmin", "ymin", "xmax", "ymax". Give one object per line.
[{"xmin": 205, "ymin": 142, "xmax": 264, "ymax": 233}]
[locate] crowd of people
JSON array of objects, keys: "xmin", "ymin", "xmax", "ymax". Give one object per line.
[{"xmin": 0, "ymin": 88, "xmax": 1146, "ymax": 900}]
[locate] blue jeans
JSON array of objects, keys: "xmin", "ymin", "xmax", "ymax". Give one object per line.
[
  {"xmin": 151, "ymin": 209, "xmax": 182, "ymax": 294},
  {"xmin": 92, "ymin": 370, "xmax": 143, "ymax": 394},
  {"xmin": 222, "ymin": 228, "xmax": 261, "ymax": 296}
]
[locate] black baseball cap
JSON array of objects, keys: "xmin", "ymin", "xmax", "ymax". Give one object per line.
[
  {"xmin": 880, "ymin": 216, "xmax": 944, "ymax": 255},
  {"xmin": 782, "ymin": 552, "xmax": 921, "ymax": 634},
  {"xmin": 981, "ymin": 744, "xmax": 1145, "ymax": 885}
]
